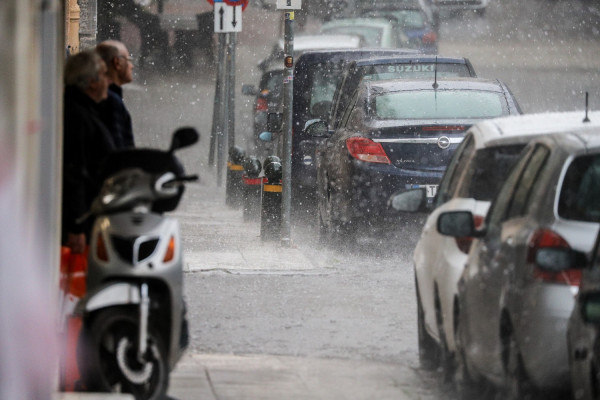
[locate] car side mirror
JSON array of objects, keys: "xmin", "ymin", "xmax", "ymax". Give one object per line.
[
  {"xmin": 437, "ymin": 211, "xmax": 477, "ymax": 237},
  {"xmin": 535, "ymin": 248, "xmax": 588, "ymax": 271},
  {"xmin": 304, "ymin": 119, "xmax": 329, "ymax": 138},
  {"xmin": 581, "ymin": 293, "xmax": 600, "ymax": 324},
  {"xmin": 389, "ymin": 189, "xmax": 427, "ymax": 213},
  {"xmin": 242, "ymin": 84, "xmax": 258, "ymax": 96},
  {"xmin": 267, "ymin": 112, "xmax": 283, "ymax": 132}
]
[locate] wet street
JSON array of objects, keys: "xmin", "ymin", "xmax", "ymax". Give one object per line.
[{"xmin": 122, "ymin": 1, "xmax": 600, "ymax": 398}]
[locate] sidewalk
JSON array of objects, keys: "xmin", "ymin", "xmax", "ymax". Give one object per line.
[{"xmin": 56, "ymin": 182, "xmax": 431, "ymax": 400}]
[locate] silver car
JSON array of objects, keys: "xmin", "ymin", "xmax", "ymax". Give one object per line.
[
  {"xmin": 438, "ymin": 125, "xmax": 600, "ymax": 398},
  {"xmin": 391, "ymin": 112, "xmax": 599, "ymax": 383}
]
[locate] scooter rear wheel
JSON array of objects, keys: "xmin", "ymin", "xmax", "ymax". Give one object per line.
[{"xmin": 78, "ymin": 308, "xmax": 169, "ymax": 400}]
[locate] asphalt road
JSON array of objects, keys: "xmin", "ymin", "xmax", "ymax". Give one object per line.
[{"xmin": 121, "ymin": 1, "xmax": 600, "ymax": 398}]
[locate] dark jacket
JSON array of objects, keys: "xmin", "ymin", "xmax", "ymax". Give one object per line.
[
  {"xmin": 99, "ymin": 83, "xmax": 135, "ymax": 149},
  {"xmin": 62, "ymin": 86, "xmax": 115, "ymax": 241}
]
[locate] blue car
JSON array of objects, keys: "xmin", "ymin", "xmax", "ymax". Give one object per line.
[
  {"xmin": 310, "ymin": 78, "xmax": 522, "ymax": 241},
  {"xmin": 293, "ymin": 54, "xmax": 477, "ymax": 215}
]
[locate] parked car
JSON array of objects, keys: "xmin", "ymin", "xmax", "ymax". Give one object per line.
[
  {"xmin": 294, "ymin": 54, "xmax": 476, "ymax": 215},
  {"xmin": 359, "ymin": 3, "xmax": 439, "ymax": 53},
  {"xmin": 289, "ymin": 48, "xmax": 420, "ymax": 215},
  {"xmin": 568, "ymin": 232, "xmax": 600, "ymax": 400},
  {"xmin": 242, "ymin": 61, "xmax": 284, "ymax": 153},
  {"xmin": 311, "ymin": 77, "xmax": 521, "ymax": 242},
  {"xmin": 433, "ymin": 0, "xmax": 488, "ymax": 16},
  {"xmin": 438, "ymin": 124, "xmax": 600, "ymax": 398},
  {"xmin": 329, "ymin": 55, "xmax": 477, "ymax": 132},
  {"xmin": 390, "ymin": 112, "xmax": 600, "ymax": 384},
  {"xmin": 320, "ymin": 18, "xmax": 410, "ymax": 49},
  {"xmin": 257, "ymin": 33, "xmax": 364, "ymax": 72},
  {"xmin": 246, "ymin": 33, "xmax": 365, "ymax": 155}
]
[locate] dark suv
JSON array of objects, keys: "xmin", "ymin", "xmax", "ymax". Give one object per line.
[{"xmin": 291, "ymin": 48, "xmax": 420, "ymax": 214}]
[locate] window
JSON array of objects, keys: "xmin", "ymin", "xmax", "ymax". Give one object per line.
[
  {"xmin": 459, "ymin": 144, "xmax": 525, "ymax": 201},
  {"xmin": 435, "ymin": 135, "xmax": 473, "ymax": 207},
  {"xmin": 309, "ymin": 64, "xmax": 344, "ymax": 120},
  {"xmin": 505, "ymin": 145, "xmax": 549, "ymax": 220},
  {"xmin": 374, "ymin": 90, "xmax": 506, "ymax": 119},
  {"xmin": 558, "ymin": 154, "xmax": 600, "ymax": 223}
]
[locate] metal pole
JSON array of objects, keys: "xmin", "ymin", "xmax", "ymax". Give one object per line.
[
  {"xmin": 209, "ymin": 34, "xmax": 225, "ymax": 167},
  {"xmin": 227, "ymin": 32, "xmax": 237, "ymax": 155},
  {"xmin": 280, "ymin": 11, "xmax": 294, "ymax": 246},
  {"xmin": 216, "ymin": 33, "xmax": 228, "ymax": 186}
]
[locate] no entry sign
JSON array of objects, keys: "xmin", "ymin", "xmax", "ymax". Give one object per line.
[{"xmin": 207, "ymin": 0, "xmax": 249, "ymax": 11}]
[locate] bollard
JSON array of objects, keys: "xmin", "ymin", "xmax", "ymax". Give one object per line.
[
  {"xmin": 260, "ymin": 156, "xmax": 283, "ymax": 241},
  {"xmin": 226, "ymin": 146, "xmax": 246, "ymax": 208},
  {"xmin": 242, "ymin": 156, "xmax": 264, "ymax": 222}
]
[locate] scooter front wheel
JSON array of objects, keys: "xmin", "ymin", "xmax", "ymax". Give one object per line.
[{"xmin": 78, "ymin": 308, "xmax": 169, "ymax": 400}]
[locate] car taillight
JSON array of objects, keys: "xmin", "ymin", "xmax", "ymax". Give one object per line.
[
  {"xmin": 455, "ymin": 214, "xmax": 484, "ymax": 254},
  {"xmin": 528, "ymin": 228, "xmax": 581, "ymax": 286},
  {"xmin": 346, "ymin": 137, "xmax": 391, "ymax": 164},
  {"xmin": 422, "ymin": 31, "xmax": 437, "ymax": 44},
  {"xmin": 256, "ymin": 96, "xmax": 268, "ymax": 112}
]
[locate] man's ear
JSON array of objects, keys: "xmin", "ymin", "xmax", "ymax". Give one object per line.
[{"xmin": 112, "ymin": 56, "xmax": 122, "ymax": 71}]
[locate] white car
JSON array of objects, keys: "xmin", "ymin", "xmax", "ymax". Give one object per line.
[
  {"xmin": 391, "ymin": 111, "xmax": 600, "ymax": 380},
  {"xmin": 433, "ymin": 0, "xmax": 489, "ymax": 16}
]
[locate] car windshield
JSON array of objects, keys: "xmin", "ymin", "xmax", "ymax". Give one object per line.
[
  {"xmin": 321, "ymin": 26, "xmax": 384, "ymax": 47},
  {"xmin": 361, "ymin": 63, "xmax": 471, "ymax": 81},
  {"xmin": 558, "ymin": 154, "xmax": 600, "ymax": 223},
  {"xmin": 374, "ymin": 90, "xmax": 506, "ymax": 119}
]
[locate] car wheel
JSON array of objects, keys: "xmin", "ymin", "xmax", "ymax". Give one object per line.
[
  {"xmin": 416, "ymin": 280, "xmax": 440, "ymax": 370},
  {"xmin": 502, "ymin": 321, "xmax": 533, "ymax": 400},
  {"xmin": 453, "ymin": 302, "xmax": 481, "ymax": 400},
  {"xmin": 435, "ymin": 289, "xmax": 454, "ymax": 384}
]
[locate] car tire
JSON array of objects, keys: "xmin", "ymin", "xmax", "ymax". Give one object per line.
[
  {"xmin": 502, "ymin": 320, "xmax": 533, "ymax": 400},
  {"xmin": 453, "ymin": 302, "xmax": 481, "ymax": 400},
  {"xmin": 416, "ymin": 280, "xmax": 440, "ymax": 370},
  {"xmin": 435, "ymin": 289, "xmax": 454, "ymax": 384}
]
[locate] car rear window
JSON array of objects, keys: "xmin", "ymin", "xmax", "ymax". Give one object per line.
[
  {"xmin": 361, "ymin": 63, "xmax": 472, "ymax": 81},
  {"xmin": 374, "ymin": 90, "xmax": 505, "ymax": 119},
  {"xmin": 322, "ymin": 26, "xmax": 384, "ymax": 47},
  {"xmin": 459, "ymin": 144, "xmax": 525, "ymax": 200},
  {"xmin": 558, "ymin": 154, "xmax": 600, "ymax": 222},
  {"xmin": 364, "ymin": 10, "xmax": 426, "ymax": 28}
]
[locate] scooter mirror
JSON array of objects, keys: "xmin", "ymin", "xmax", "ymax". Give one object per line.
[{"xmin": 170, "ymin": 127, "xmax": 199, "ymax": 152}]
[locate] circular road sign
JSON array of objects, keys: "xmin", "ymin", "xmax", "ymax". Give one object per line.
[{"xmin": 207, "ymin": 0, "xmax": 249, "ymax": 11}]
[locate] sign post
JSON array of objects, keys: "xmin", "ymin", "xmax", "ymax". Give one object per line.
[
  {"xmin": 207, "ymin": 0, "xmax": 247, "ymax": 186},
  {"xmin": 278, "ymin": 0, "xmax": 301, "ymax": 246}
]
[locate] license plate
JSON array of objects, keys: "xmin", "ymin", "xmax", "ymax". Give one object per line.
[{"xmin": 406, "ymin": 184, "xmax": 438, "ymax": 198}]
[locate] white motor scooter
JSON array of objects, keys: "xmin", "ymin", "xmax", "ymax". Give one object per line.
[{"xmin": 73, "ymin": 127, "xmax": 199, "ymax": 400}]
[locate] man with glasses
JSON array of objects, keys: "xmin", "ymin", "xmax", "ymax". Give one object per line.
[{"xmin": 96, "ymin": 40, "xmax": 136, "ymax": 149}]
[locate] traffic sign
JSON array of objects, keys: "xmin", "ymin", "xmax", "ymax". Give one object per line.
[
  {"xmin": 277, "ymin": 0, "xmax": 301, "ymax": 9},
  {"xmin": 214, "ymin": 3, "xmax": 242, "ymax": 32},
  {"xmin": 207, "ymin": 0, "xmax": 249, "ymax": 11}
]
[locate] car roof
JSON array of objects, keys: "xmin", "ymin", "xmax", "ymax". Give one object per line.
[
  {"xmin": 366, "ymin": 77, "xmax": 505, "ymax": 93},
  {"xmin": 321, "ymin": 17, "xmax": 396, "ymax": 29},
  {"xmin": 277, "ymin": 34, "xmax": 363, "ymax": 51},
  {"xmin": 544, "ymin": 125, "xmax": 600, "ymax": 152},
  {"xmin": 357, "ymin": 0, "xmax": 424, "ymax": 10},
  {"xmin": 350, "ymin": 55, "xmax": 469, "ymax": 67},
  {"xmin": 471, "ymin": 111, "xmax": 600, "ymax": 149}
]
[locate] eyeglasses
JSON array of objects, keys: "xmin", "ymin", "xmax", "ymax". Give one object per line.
[{"xmin": 119, "ymin": 55, "xmax": 134, "ymax": 63}]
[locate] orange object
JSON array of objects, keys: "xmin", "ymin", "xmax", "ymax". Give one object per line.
[{"xmin": 59, "ymin": 245, "xmax": 88, "ymax": 392}]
